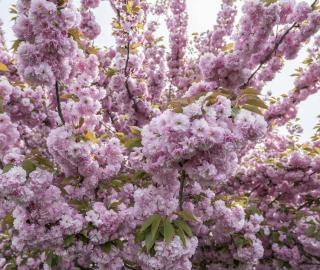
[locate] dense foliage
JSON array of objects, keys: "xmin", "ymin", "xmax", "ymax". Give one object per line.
[{"xmin": 0, "ymin": 0, "xmax": 320, "ymax": 269}]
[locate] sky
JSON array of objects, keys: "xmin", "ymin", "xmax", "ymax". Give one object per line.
[{"xmin": 0, "ymin": 0, "xmax": 319, "ymax": 142}]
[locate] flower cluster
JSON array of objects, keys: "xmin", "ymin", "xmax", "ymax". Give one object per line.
[
  {"xmin": 14, "ymin": 0, "xmax": 79, "ymax": 86},
  {"xmin": 166, "ymin": 0, "xmax": 190, "ymax": 93},
  {"xmin": 141, "ymin": 94, "xmax": 266, "ymax": 187}
]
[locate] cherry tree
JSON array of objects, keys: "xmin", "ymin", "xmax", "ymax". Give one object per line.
[{"xmin": 0, "ymin": 0, "xmax": 320, "ymax": 269}]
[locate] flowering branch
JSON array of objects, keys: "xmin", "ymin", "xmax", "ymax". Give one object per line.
[
  {"xmin": 243, "ymin": 22, "xmax": 298, "ymax": 88},
  {"xmin": 243, "ymin": 0, "xmax": 319, "ymax": 88}
]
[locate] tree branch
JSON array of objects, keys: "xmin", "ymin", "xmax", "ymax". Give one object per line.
[
  {"xmin": 179, "ymin": 170, "xmax": 186, "ymax": 211},
  {"xmin": 124, "ymin": 37, "xmax": 140, "ymax": 124},
  {"xmin": 55, "ymin": 81, "xmax": 65, "ymax": 125}
]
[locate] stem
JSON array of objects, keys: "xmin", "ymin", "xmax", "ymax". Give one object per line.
[
  {"xmin": 268, "ymin": 193, "xmax": 282, "ymax": 207},
  {"xmin": 297, "ymin": 201, "xmax": 310, "ymax": 211},
  {"xmin": 107, "ymin": 109, "xmax": 115, "ymax": 125},
  {"xmin": 55, "ymin": 81, "xmax": 65, "ymax": 125},
  {"xmin": 179, "ymin": 170, "xmax": 186, "ymax": 211},
  {"xmin": 248, "ymin": 183, "xmax": 261, "ymax": 196}
]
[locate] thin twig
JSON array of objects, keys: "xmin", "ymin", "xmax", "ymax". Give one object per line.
[
  {"xmin": 55, "ymin": 81, "xmax": 65, "ymax": 125},
  {"xmin": 107, "ymin": 109, "xmax": 116, "ymax": 125},
  {"xmin": 248, "ymin": 183, "xmax": 261, "ymax": 196}
]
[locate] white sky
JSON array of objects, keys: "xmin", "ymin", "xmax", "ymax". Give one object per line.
[{"xmin": 0, "ymin": 0, "xmax": 319, "ymax": 142}]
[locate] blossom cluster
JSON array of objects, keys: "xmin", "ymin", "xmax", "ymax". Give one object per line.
[{"xmin": 14, "ymin": 0, "xmax": 79, "ymax": 86}]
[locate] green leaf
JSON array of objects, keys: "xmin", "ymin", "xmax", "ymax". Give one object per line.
[
  {"xmin": 303, "ymin": 58, "xmax": 313, "ymax": 65},
  {"xmin": 176, "ymin": 227, "xmax": 187, "ymax": 247},
  {"xmin": 151, "ymin": 215, "xmax": 162, "ymax": 239},
  {"xmin": 60, "ymin": 93, "xmax": 80, "ymax": 102},
  {"xmin": 11, "ymin": 39, "xmax": 22, "ymax": 52},
  {"xmin": 57, "ymin": 0, "xmax": 69, "ymax": 7},
  {"xmin": 241, "ymin": 87, "xmax": 259, "ymax": 95},
  {"xmin": 242, "ymin": 104, "xmax": 263, "ymax": 115},
  {"xmin": 106, "ymin": 68, "xmax": 117, "ymax": 77},
  {"xmin": 68, "ymin": 28, "xmax": 83, "ymax": 41},
  {"xmin": 115, "ymin": 132, "xmax": 127, "ymax": 144},
  {"xmin": 173, "ymin": 220, "xmax": 192, "ymax": 237},
  {"xmin": 124, "ymin": 137, "xmax": 142, "ymax": 149},
  {"xmin": 70, "ymin": 199, "xmax": 90, "ymax": 214},
  {"xmin": 64, "ymin": 235, "xmax": 76, "ymax": 247},
  {"xmin": 112, "ymin": 239, "xmax": 125, "ymax": 250},
  {"xmin": 163, "ymin": 219, "xmax": 175, "ymax": 244},
  {"xmin": 2, "ymin": 164, "xmax": 14, "ymax": 173},
  {"xmin": 108, "ymin": 200, "xmax": 123, "ymax": 210},
  {"xmin": 135, "ymin": 228, "xmax": 148, "ymax": 242},
  {"xmin": 78, "ymin": 233, "xmax": 90, "ymax": 244},
  {"xmin": 271, "ymin": 231, "xmax": 280, "ymax": 242},
  {"xmin": 76, "ymin": 117, "xmax": 84, "ymax": 129},
  {"xmin": 245, "ymin": 97, "xmax": 268, "ymax": 109},
  {"xmin": 263, "ymin": 0, "xmax": 278, "ymax": 6},
  {"xmin": 145, "ymin": 231, "xmax": 157, "ymax": 252},
  {"xmin": 9, "ymin": 5, "xmax": 17, "ymax": 14},
  {"xmin": 0, "ymin": 62, "xmax": 9, "ymax": 72},
  {"xmin": 140, "ymin": 214, "xmax": 159, "ymax": 233},
  {"xmin": 86, "ymin": 46, "xmax": 99, "ymax": 55},
  {"xmin": 4, "ymin": 263, "xmax": 17, "ymax": 270},
  {"xmin": 34, "ymin": 155, "xmax": 54, "ymax": 171},
  {"xmin": 176, "ymin": 210, "xmax": 197, "ymax": 222},
  {"xmin": 306, "ymin": 224, "xmax": 316, "ymax": 237},
  {"xmin": 21, "ymin": 159, "xmax": 37, "ymax": 174},
  {"xmin": 84, "ymin": 130, "xmax": 99, "ymax": 144},
  {"xmin": 101, "ymin": 242, "xmax": 112, "ymax": 253},
  {"xmin": 234, "ymin": 237, "xmax": 245, "ymax": 248},
  {"xmin": 245, "ymin": 205, "xmax": 260, "ymax": 218},
  {"xmin": 3, "ymin": 213, "xmax": 14, "ymax": 226},
  {"xmin": 129, "ymin": 126, "xmax": 141, "ymax": 135},
  {"xmin": 46, "ymin": 251, "xmax": 61, "ymax": 267},
  {"xmin": 276, "ymin": 259, "xmax": 291, "ymax": 269},
  {"xmin": 316, "ymin": 231, "xmax": 320, "ymax": 241},
  {"xmin": 80, "ymin": 226, "xmax": 91, "ymax": 238}
]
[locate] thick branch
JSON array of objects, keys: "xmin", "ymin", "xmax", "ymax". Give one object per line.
[{"xmin": 55, "ymin": 81, "xmax": 65, "ymax": 125}]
